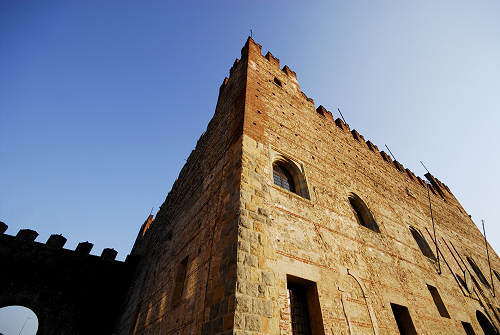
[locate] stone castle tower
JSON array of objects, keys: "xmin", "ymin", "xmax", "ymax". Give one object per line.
[{"xmin": 111, "ymin": 38, "xmax": 500, "ymax": 335}]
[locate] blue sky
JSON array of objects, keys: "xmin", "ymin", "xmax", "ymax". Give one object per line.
[{"xmin": 0, "ymin": 1, "xmax": 499, "ymax": 325}]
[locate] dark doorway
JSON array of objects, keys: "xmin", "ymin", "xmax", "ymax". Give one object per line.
[
  {"xmin": 476, "ymin": 310, "xmax": 498, "ymax": 335},
  {"xmin": 288, "ymin": 284, "xmax": 311, "ymax": 335},
  {"xmin": 391, "ymin": 303, "xmax": 418, "ymax": 335},
  {"xmin": 287, "ymin": 275, "xmax": 325, "ymax": 335}
]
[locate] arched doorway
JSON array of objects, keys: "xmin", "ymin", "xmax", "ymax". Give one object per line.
[
  {"xmin": 476, "ymin": 310, "xmax": 498, "ymax": 335},
  {"xmin": 0, "ymin": 305, "xmax": 38, "ymax": 335}
]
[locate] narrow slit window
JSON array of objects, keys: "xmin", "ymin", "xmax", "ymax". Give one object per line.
[
  {"xmin": 466, "ymin": 257, "xmax": 491, "ymax": 289},
  {"xmin": 390, "ymin": 303, "xmax": 417, "ymax": 335},
  {"xmin": 274, "ymin": 77, "xmax": 282, "ymax": 87},
  {"xmin": 461, "ymin": 321, "xmax": 476, "ymax": 335},
  {"xmin": 171, "ymin": 256, "xmax": 189, "ymax": 307},
  {"xmin": 409, "ymin": 226, "xmax": 436, "ymax": 261},
  {"xmin": 427, "ymin": 285, "xmax": 450, "ymax": 318}
]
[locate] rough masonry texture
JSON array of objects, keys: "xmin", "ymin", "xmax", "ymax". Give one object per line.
[{"xmin": 2, "ymin": 38, "xmax": 500, "ymax": 335}]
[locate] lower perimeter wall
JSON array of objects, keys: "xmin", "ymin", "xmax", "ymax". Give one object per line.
[{"xmin": 0, "ymin": 224, "xmax": 137, "ymax": 335}]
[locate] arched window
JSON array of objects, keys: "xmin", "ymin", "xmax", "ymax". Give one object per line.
[
  {"xmin": 348, "ymin": 193, "xmax": 380, "ymax": 233},
  {"xmin": 273, "ymin": 162, "xmax": 296, "ymax": 193},
  {"xmin": 409, "ymin": 226, "xmax": 436, "ymax": 261},
  {"xmin": 467, "ymin": 257, "xmax": 491, "ymax": 289},
  {"xmin": 271, "ymin": 155, "xmax": 310, "ymax": 200}
]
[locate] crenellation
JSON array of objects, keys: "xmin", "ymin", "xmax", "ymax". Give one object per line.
[
  {"xmin": 393, "ymin": 160, "xmax": 405, "ymax": 172},
  {"xmin": 219, "ymin": 77, "xmax": 229, "ymax": 92},
  {"xmin": 0, "ymin": 221, "xmax": 7, "ymax": 234},
  {"xmin": 300, "ymin": 91, "xmax": 314, "ymax": 105},
  {"xmin": 380, "ymin": 150, "xmax": 391, "ymax": 163},
  {"xmin": 406, "ymin": 168, "xmax": 416, "ymax": 181},
  {"xmin": 417, "ymin": 176, "xmax": 426, "ymax": 187},
  {"xmin": 425, "ymin": 172, "xmax": 446, "ymax": 199},
  {"xmin": 0, "ymin": 222, "xmax": 128, "ymax": 259},
  {"xmin": 46, "ymin": 233, "xmax": 67, "ymax": 249},
  {"xmin": 323, "ymin": 117, "xmax": 450, "ymax": 196},
  {"xmin": 76, "ymin": 241, "xmax": 94, "ymax": 254},
  {"xmin": 229, "ymin": 58, "xmax": 240, "ymax": 77},
  {"xmin": 435, "ymin": 177, "xmax": 451, "ymax": 194},
  {"xmin": 351, "ymin": 129, "xmax": 362, "ymax": 142},
  {"xmin": 315, "ymin": 105, "xmax": 333, "ymax": 121},
  {"xmin": 1, "ymin": 223, "xmax": 135, "ymax": 334},
  {"xmin": 281, "ymin": 65, "xmax": 298, "ymax": 87},
  {"xmin": 428, "ymin": 183, "xmax": 438, "ymax": 196},
  {"xmin": 264, "ymin": 51, "xmax": 280, "ymax": 68},
  {"xmin": 16, "ymin": 228, "xmax": 38, "ymax": 242},
  {"xmin": 366, "ymin": 140, "xmax": 378, "ymax": 152},
  {"xmin": 334, "ymin": 117, "xmax": 348, "ymax": 130},
  {"xmin": 242, "ymin": 37, "xmax": 262, "ymax": 57},
  {"xmin": 101, "ymin": 248, "xmax": 118, "ymax": 261}
]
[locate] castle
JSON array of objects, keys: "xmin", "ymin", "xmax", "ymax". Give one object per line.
[{"xmin": 1, "ymin": 38, "xmax": 500, "ymax": 335}]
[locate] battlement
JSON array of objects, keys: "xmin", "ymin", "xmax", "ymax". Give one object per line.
[
  {"xmin": 0, "ymin": 220, "xmax": 138, "ymax": 334},
  {"xmin": 0, "ymin": 221, "xmax": 124, "ymax": 261},
  {"xmin": 308, "ymin": 102, "xmax": 456, "ymax": 199},
  {"xmin": 236, "ymin": 37, "xmax": 455, "ymax": 202},
  {"xmin": 220, "ymin": 38, "xmax": 308, "ymax": 100}
]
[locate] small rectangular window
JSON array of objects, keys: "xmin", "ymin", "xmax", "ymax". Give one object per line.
[
  {"xmin": 391, "ymin": 303, "xmax": 417, "ymax": 335},
  {"xmin": 171, "ymin": 256, "xmax": 188, "ymax": 307},
  {"xmin": 274, "ymin": 77, "xmax": 282, "ymax": 87},
  {"xmin": 427, "ymin": 285, "xmax": 450, "ymax": 318},
  {"xmin": 461, "ymin": 321, "xmax": 476, "ymax": 335}
]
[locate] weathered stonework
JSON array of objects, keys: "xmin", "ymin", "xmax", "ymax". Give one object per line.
[{"xmin": 113, "ymin": 38, "xmax": 500, "ymax": 335}]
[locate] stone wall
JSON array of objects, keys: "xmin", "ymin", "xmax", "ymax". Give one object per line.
[
  {"xmin": 236, "ymin": 38, "xmax": 500, "ymax": 334},
  {"xmin": 114, "ymin": 47, "xmax": 248, "ymax": 335}
]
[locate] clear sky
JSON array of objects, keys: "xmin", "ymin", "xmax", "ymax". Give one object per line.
[{"xmin": 1, "ymin": 0, "xmax": 499, "ymax": 304}]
